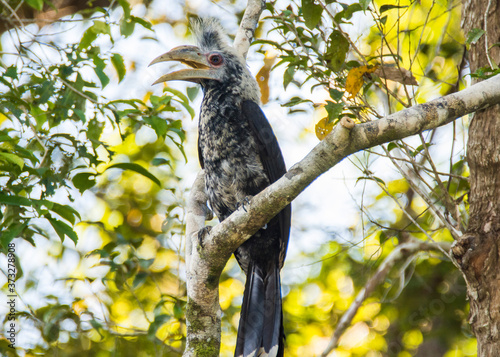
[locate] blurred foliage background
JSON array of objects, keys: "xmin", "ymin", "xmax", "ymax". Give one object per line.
[{"xmin": 0, "ymin": 0, "xmax": 475, "ymax": 356}]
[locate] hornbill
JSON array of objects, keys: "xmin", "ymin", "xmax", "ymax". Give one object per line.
[{"xmin": 150, "ymin": 19, "xmax": 291, "ymax": 357}]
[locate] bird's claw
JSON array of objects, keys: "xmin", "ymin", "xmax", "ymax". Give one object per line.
[
  {"xmin": 197, "ymin": 226, "xmax": 212, "ymax": 248},
  {"xmin": 236, "ymin": 196, "xmax": 252, "ymax": 212}
]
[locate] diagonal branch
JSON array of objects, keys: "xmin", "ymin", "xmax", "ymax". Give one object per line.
[
  {"xmin": 206, "ymin": 74, "xmax": 500, "ymax": 260},
  {"xmin": 320, "ymin": 240, "xmax": 452, "ymax": 357},
  {"xmin": 183, "ymin": 74, "xmax": 500, "ymax": 356}
]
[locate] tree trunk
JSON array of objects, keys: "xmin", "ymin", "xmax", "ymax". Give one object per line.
[{"xmin": 452, "ymin": 1, "xmax": 500, "ymax": 355}]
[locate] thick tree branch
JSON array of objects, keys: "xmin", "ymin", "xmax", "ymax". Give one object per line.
[
  {"xmin": 207, "ymin": 74, "xmax": 500, "ymax": 259},
  {"xmin": 184, "ymin": 171, "xmax": 222, "ymax": 357},
  {"xmin": 183, "ymin": 74, "xmax": 500, "ymax": 356},
  {"xmin": 320, "ymin": 240, "xmax": 452, "ymax": 357}
]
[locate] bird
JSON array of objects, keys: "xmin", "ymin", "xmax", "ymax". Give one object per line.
[{"xmin": 150, "ymin": 18, "xmax": 291, "ymax": 357}]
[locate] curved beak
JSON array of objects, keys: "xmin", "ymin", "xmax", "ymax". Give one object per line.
[{"xmin": 149, "ymin": 45, "xmax": 218, "ymax": 84}]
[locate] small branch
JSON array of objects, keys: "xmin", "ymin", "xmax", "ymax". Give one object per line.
[
  {"xmin": 320, "ymin": 240, "xmax": 452, "ymax": 357},
  {"xmin": 364, "ymin": 164, "xmax": 453, "ymax": 258},
  {"xmin": 0, "ymin": 0, "xmax": 24, "ymax": 27},
  {"xmin": 484, "ymin": 0, "xmax": 496, "ymax": 69},
  {"xmin": 233, "ymin": 0, "xmax": 265, "ymax": 58}
]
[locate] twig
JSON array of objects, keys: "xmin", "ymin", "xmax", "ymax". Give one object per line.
[
  {"xmin": 382, "ymin": 145, "xmax": 463, "ymax": 240},
  {"xmin": 364, "ymin": 148, "xmax": 468, "ymax": 180},
  {"xmin": 484, "ymin": 0, "xmax": 496, "ymax": 69},
  {"xmin": 320, "ymin": 240, "xmax": 451, "ymax": 357},
  {"xmin": 364, "ymin": 163, "xmax": 453, "ymax": 258}
]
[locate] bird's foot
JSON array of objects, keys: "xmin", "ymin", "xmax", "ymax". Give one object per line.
[
  {"xmin": 236, "ymin": 196, "xmax": 252, "ymax": 212},
  {"xmin": 197, "ymin": 226, "xmax": 212, "ymax": 248}
]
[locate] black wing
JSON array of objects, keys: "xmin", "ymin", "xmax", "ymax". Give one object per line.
[{"xmin": 241, "ymin": 100, "xmax": 291, "ymax": 265}]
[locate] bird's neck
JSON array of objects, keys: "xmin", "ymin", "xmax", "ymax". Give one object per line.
[{"xmin": 199, "ymin": 89, "xmax": 241, "ymax": 129}]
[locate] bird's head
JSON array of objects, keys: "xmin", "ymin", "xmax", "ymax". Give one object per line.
[{"xmin": 150, "ymin": 18, "xmax": 259, "ymax": 102}]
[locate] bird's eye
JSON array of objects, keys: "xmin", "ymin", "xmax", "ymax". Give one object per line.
[{"xmin": 208, "ymin": 53, "xmax": 223, "ymax": 66}]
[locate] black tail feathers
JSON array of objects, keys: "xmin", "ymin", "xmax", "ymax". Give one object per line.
[{"xmin": 235, "ymin": 261, "xmax": 284, "ymax": 357}]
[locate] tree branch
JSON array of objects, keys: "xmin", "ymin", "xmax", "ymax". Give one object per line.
[
  {"xmin": 184, "ymin": 171, "xmax": 222, "ymax": 357},
  {"xmin": 233, "ymin": 0, "xmax": 265, "ymax": 58},
  {"xmin": 320, "ymin": 240, "xmax": 452, "ymax": 357},
  {"xmin": 183, "ymin": 74, "xmax": 500, "ymax": 356},
  {"xmin": 207, "ymin": 74, "xmax": 500, "ymax": 259}
]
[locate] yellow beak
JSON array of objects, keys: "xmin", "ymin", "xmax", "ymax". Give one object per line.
[{"xmin": 149, "ymin": 45, "xmax": 219, "ymax": 84}]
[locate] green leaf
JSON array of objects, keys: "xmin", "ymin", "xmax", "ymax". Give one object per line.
[
  {"xmin": 325, "ymin": 101, "xmax": 344, "ymax": 121},
  {"xmin": 380, "ymin": 4, "xmax": 408, "ymax": 13},
  {"xmin": 1, "ymin": 222, "xmax": 28, "ymax": 247},
  {"xmin": 74, "ymin": 109, "xmax": 86, "ymax": 122},
  {"xmin": 120, "ymin": 18, "xmax": 135, "ymax": 37},
  {"xmin": 144, "ymin": 116, "xmax": 168, "ymax": 138},
  {"xmin": 284, "ymin": 66, "xmax": 296, "ymax": 89},
  {"xmin": 152, "ymin": 158, "xmax": 171, "ymax": 167},
  {"xmin": 387, "ymin": 142, "xmax": 399, "ymax": 152},
  {"xmin": 329, "ymin": 88, "xmax": 344, "ymax": 101},
  {"xmin": 324, "ymin": 30, "xmax": 349, "ymax": 71},
  {"xmin": 26, "ymin": 0, "xmax": 43, "ymax": 10},
  {"xmin": 87, "ymin": 118, "xmax": 104, "ymax": 144},
  {"xmin": 356, "ymin": 176, "xmax": 386, "ymax": 186},
  {"xmin": 22, "ymin": 134, "xmax": 44, "ymax": 160},
  {"xmin": 111, "ymin": 53, "xmax": 126, "ymax": 83},
  {"xmin": 302, "ymin": 0, "xmax": 323, "ymax": 29},
  {"xmin": 0, "ymin": 152, "xmax": 24, "ymax": 168},
  {"xmin": 36, "ymin": 80, "xmax": 55, "ymax": 104},
  {"xmin": 336, "ymin": 3, "xmax": 363, "ymax": 21},
  {"xmin": 164, "ymin": 87, "xmax": 195, "ymax": 119},
  {"xmin": 466, "ymin": 28, "xmax": 485, "ymax": 45},
  {"xmin": 0, "ymin": 194, "xmax": 33, "ymax": 206},
  {"xmin": 47, "ymin": 217, "xmax": 78, "ymax": 244},
  {"xmin": 132, "ymin": 272, "xmax": 148, "ymax": 288},
  {"xmin": 117, "ymin": 0, "xmax": 131, "ymax": 18},
  {"xmin": 173, "ymin": 300, "xmax": 184, "ymax": 319},
  {"xmin": 79, "ymin": 28, "xmax": 99, "ymax": 49},
  {"xmin": 5, "ymin": 66, "xmax": 18, "ymax": 79},
  {"xmin": 360, "ymin": 0, "xmax": 371, "ymax": 11},
  {"xmin": 147, "ymin": 314, "xmax": 171, "ymax": 337},
  {"xmin": 131, "ymin": 16, "xmax": 153, "ymax": 30},
  {"xmin": 106, "ymin": 163, "xmax": 161, "ymax": 187},
  {"xmin": 411, "ymin": 143, "xmax": 433, "ymax": 157},
  {"xmin": 186, "ymin": 86, "xmax": 200, "ymax": 101},
  {"xmin": 79, "ymin": 21, "xmax": 110, "ymax": 49},
  {"xmin": 92, "ymin": 20, "xmax": 110, "ymax": 34},
  {"xmin": 72, "ymin": 172, "xmax": 97, "ymax": 194},
  {"xmin": 48, "ymin": 202, "xmax": 81, "ymax": 225},
  {"xmin": 281, "ymin": 97, "xmax": 313, "ymax": 107},
  {"xmin": 93, "ymin": 56, "xmax": 109, "ymax": 88}
]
